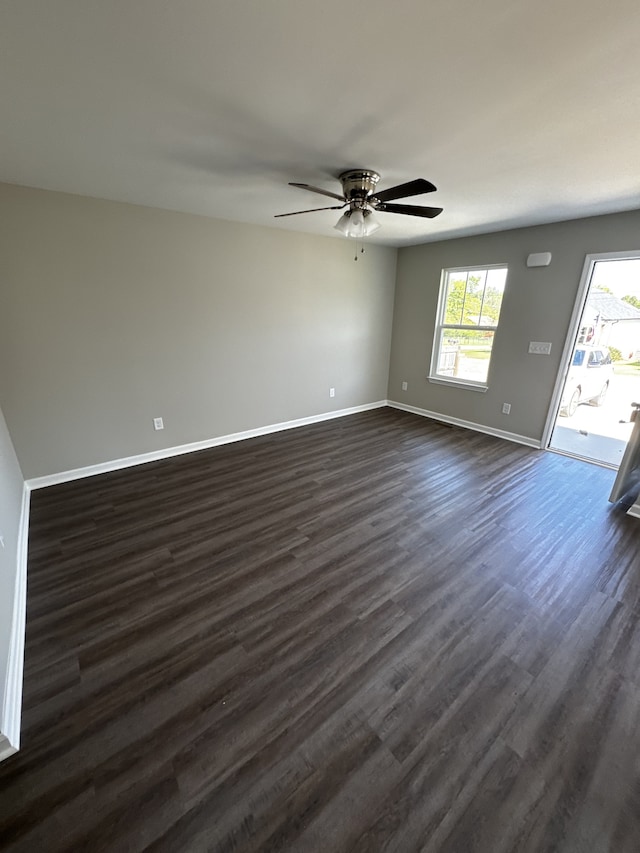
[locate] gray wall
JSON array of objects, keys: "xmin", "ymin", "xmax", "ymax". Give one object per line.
[
  {"xmin": 0, "ymin": 402, "xmax": 24, "ymax": 736},
  {"xmin": 0, "ymin": 183, "xmax": 397, "ymax": 479},
  {"xmin": 389, "ymin": 210, "xmax": 640, "ymax": 441}
]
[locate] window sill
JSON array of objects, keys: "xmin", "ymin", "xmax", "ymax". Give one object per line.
[{"xmin": 428, "ymin": 376, "xmax": 488, "ymax": 393}]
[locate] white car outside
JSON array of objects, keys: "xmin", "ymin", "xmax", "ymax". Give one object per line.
[{"xmin": 560, "ymin": 345, "xmax": 614, "ymax": 417}]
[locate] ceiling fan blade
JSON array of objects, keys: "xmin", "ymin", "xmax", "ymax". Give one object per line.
[
  {"xmin": 374, "ymin": 179, "xmax": 437, "ymax": 203},
  {"xmin": 289, "ymin": 182, "xmax": 345, "ymax": 202},
  {"xmin": 377, "ymin": 202, "xmax": 443, "ymax": 219},
  {"xmin": 274, "ymin": 204, "xmax": 346, "ymax": 218}
]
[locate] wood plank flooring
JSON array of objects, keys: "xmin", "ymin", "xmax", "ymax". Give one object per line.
[{"xmin": 1, "ymin": 408, "xmax": 639, "ymax": 852}]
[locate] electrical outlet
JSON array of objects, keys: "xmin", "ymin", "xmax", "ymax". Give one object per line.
[
  {"xmin": 153, "ymin": 417, "xmax": 164, "ymax": 430},
  {"xmin": 401, "ymin": 381, "xmax": 408, "ymax": 391},
  {"xmin": 329, "ymin": 388, "xmax": 335, "ymax": 398},
  {"xmin": 502, "ymin": 403, "xmax": 511, "ymax": 414}
]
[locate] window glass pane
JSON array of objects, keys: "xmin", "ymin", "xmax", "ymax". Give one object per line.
[
  {"xmin": 481, "ymin": 268, "xmax": 507, "ymax": 325},
  {"xmin": 437, "ymin": 328, "xmax": 495, "ymax": 383},
  {"xmin": 444, "ymin": 273, "xmax": 466, "ymax": 325},
  {"xmin": 461, "ymin": 270, "xmax": 487, "ymax": 326}
]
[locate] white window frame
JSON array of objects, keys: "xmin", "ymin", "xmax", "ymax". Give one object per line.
[{"xmin": 428, "ymin": 264, "xmax": 508, "ymax": 392}]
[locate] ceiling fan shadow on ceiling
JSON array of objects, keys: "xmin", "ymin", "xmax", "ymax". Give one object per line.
[{"xmin": 274, "ymin": 170, "xmax": 443, "ymax": 247}]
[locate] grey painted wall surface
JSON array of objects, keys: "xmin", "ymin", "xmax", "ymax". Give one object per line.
[
  {"xmin": 0, "ymin": 403, "xmax": 24, "ymax": 732},
  {"xmin": 389, "ymin": 210, "xmax": 640, "ymax": 441},
  {"xmin": 0, "ymin": 184, "xmax": 397, "ymax": 479}
]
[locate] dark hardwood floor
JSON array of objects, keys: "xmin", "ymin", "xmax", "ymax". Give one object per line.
[{"xmin": 1, "ymin": 408, "xmax": 639, "ymax": 852}]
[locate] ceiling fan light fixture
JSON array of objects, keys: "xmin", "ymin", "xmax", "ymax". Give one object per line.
[
  {"xmin": 334, "ymin": 207, "xmax": 381, "ymax": 239},
  {"xmin": 333, "ymin": 211, "xmax": 353, "ymax": 236},
  {"xmin": 348, "ymin": 208, "xmax": 366, "ymax": 237},
  {"xmin": 362, "ymin": 210, "xmax": 381, "ymax": 236}
]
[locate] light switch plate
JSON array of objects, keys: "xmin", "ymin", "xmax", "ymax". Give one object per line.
[{"xmin": 529, "ymin": 341, "xmax": 552, "ymax": 355}]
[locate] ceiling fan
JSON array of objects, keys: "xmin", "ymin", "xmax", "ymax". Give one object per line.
[{"xmin": 275, "ymin": 169, "xmax": 443, "ymax": 238}]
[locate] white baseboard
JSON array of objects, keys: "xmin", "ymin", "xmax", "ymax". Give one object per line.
[
  {"xmin": 1, "ymin": 482, "xmax": 30, "ymax": 755},
  {"xmin": 387, "ymin": 400, "xmax": 541, "ymax": 449},
  {"xmin": 0, "ymin": 734, "xmax": 17, "ymax": 762},
  {"xmin": 27, "ymin": 401, "xmax": 388, "ymax": 489},
  {"xmin": 627, "ymin": 499, "xmax": 640, "ymax": 519}
]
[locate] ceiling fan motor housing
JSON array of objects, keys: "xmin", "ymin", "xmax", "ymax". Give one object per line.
[{"xmin": 339, "ymin": 170, "xmax": 380, "ymax": 208}]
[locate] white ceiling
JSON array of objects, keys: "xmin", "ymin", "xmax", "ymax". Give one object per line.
[{"xmin": 2, "ymin": 0, "xmax": 639, "ymax": 247}]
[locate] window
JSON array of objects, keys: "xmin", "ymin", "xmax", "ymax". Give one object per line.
[{"xmin": 429, "ymin": 265, "xmax": 507, "ymax": 390}]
